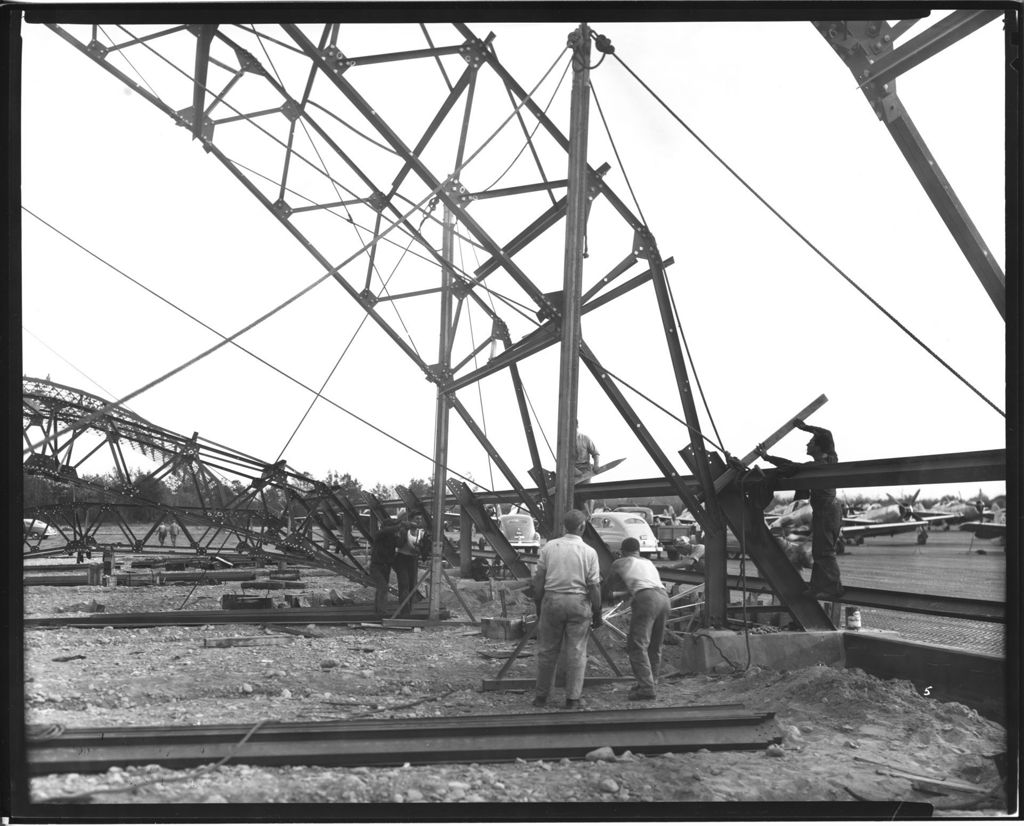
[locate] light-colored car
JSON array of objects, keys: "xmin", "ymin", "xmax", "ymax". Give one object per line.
[
  {"xmin": 23, "ymin": 518, "xmax": 57, "ymax": 539},
  {"xmin": 499, "ymin": 513, "xmax": 540, "ymax": 552},
  {"xmin": 589, "ymin": 512, "xmax": 662, "ymax": 558}
]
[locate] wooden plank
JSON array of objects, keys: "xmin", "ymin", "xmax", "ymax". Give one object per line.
[
  {"xmin": 873, "ymin": 769, "xmax": 988, "ymax": 795},
  {"xmin": 202, "ymin": 636, "xmax": 294, "ymax": 648},
  {"xmin": 240, "ymin": 580, "xmax": 308, "ymax": 591},
  {"xmin": 381, "ymin": 618, "xmax": 438, "ymax": 628},
  {"xmin": 711, "ymin": 394, "xmax": 828, "ymax": 494},
  {"xmin": 481, "ymin": 676, "xmax": 635, "ymax": 691}
]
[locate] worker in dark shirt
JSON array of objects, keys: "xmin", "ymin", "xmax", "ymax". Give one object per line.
[
  {"xmin": 758, "ymin": 419, "xmax": 844, "ymax": 600},
  {"xmin": 370, "ymin": 514, "xmax": 424, "ymax": 617}
]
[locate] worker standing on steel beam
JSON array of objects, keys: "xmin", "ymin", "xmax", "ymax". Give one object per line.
[
  {"xmin": 575, "ymin": 422, "xmax": 600, "ymax": 514},
  {"xmin": 575, "ymin": 420, "xmax": 600, "ymax": 479},
  {"xmin": 531, "ymin": 509, "xmax": 602, "ymax": 710},
  {"xmin": 605, "ymin": 537, "xmax": 670, "ymax": 701},
  {"xmin": 757, "ymin": 420, "xmax": 845, "ymax": 600},
  {"xmin": 370, "ymin": 513, "xmax": 424, "ymax": 618}
]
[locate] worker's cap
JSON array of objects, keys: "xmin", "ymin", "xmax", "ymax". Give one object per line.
[
  {"xmin": 810, "ymin": 430, "xmax": 835, "ymax": 454},
  {"xmin": 620, "ymin": 537, "xmax": 641, "ymax": 555},
  {"xmin": 562, "ymin": 509, "xmax": 588, "ymax": 532}
]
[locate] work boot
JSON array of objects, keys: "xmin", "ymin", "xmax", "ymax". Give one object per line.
[
  {"xmin": 628, "ymin": 687, "xmax": 656, "ymax": 701},
  {"xmin": 564, "ymin": 698, "xmax": 584, "ymax": 710},
  {"xmin": 532, "ymin": 695, "xmax": 547, "ymax": 708}
]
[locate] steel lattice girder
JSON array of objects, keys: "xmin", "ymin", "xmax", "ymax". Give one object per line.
[{"xmin": 41, "ymin": 20, "xmax": 721, "ymax": 533}]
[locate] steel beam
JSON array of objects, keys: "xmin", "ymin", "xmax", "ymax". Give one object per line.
[
  {"xmin": 446, "ymin": 480, "xmax": 532, "ymax": 579},
  {"xmin": 449, "ymin": 396, "xmax": 543, "ymax": 523},
  {"xmin": 857, "ymin": 10, "xmax": 1003, "ymax": 89},
  {"xmin": 459, "ymin": 508, "xmax": 473, "ymax": 576},
  {"xmin": 439, "ymin": 448, "xmax": 1005, "ymax": 507},
  {"xmin": 815, "ymin": 19, "xmax": 1005, "ymax": 319},
  {"xmin": 580, "ymin": 343, "xmax": 714, "ymax": 535},
  {"xmin": 553, "ymin": 23, "xmax": 592, "ymax": 523},
  {"xmin": 27, "ymin": 706, "xmax": 781, "ymax": 775},
  {"xmin": 709, "ymin": 463, "xmax": 835, "ymax": 632},
  {"xmin": 658, "ymin": 569, "xmax": 1005, "ymax": 624},
  {"xmin": 507, "ymin": 355, "xmax": 552, "ymax": 527},
  {"xmin": 470, "ymin": 195, "xmax": 567, "ymax": 281},
  {"xmin": 429, "ymin": 204, "xmax": 457, "ymax": 618},
  {"xmin": 189, "ymin": 25, "xmax": 217, "ymax": 140},
  {"xmin": 647, "ymin": 247, "xmax": 725, "ymax": 623},
  {"xmin": 447, "ymin": 260, "xmax": 664, "ymax": 392},
  {"xmin": 762, "ymin": 449, "xmax": 1005, "ymax": 491},
  {"xmin": 25, "ymin": 605, "xmax": 448, "ymax": 630},
  {"xmin": 333, "ymin": 44, "xmax": 466, "ymax": 68},
  {"xmin": 883, "ymin": 104, "xmax": 1005, "ymax": 318},
  {"xmin": 470, "ymin": 179, "xmax": 568, "ymax": 200}
]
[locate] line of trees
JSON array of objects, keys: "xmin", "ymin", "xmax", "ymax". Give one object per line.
[
  {"xmin": 24, "ymin": 468, "xmax": 440, "ymax": 517},
  {"xmin": 323, "ymin": 471, "xmax": 432, "ymax": 504}
]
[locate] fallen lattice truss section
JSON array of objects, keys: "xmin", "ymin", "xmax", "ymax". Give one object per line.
[{"xmin": 23, "ymin": 376, "xmax": 388, "ymax": 584}]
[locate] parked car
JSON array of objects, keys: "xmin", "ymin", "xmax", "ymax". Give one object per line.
[
  {"xmin": 652, "ymin": 515, "xmax": 701, "ymax": 560},
  {"xmin": 589, "ymin": 512, "xmax": 662, "ymax": 558},
  {"xmin": 613, "ymin": 505, "xmax": 655, "ymax": 524},
  {"xmin": 23, "ymin": 518, "xmax": 57, "ymax": 539},
  {"xmin": 499, "ymin": 512, "xmax": 540, "ymax": 552}
]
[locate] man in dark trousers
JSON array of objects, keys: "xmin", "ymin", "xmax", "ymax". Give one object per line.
[
  {"xmin": 605, "ymin": 537, "xmax": 670, "ymax": 700},
  {"xmin": 758, "ymin": 419, "xmax": 844, "ymax": 600},
  {"xmin": 370, "ymin": 514, "xmax": 424, "ymax": 618},
  {"xmin": 531, "ymin": 509, "xmax": 602, "ymax": 710}
]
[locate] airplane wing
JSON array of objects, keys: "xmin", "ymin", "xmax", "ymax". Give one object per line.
[
  {"xmin": 841, "ymin": 521, "xmax": 925, "ymax": 539},
  {"xmin": 960, "ymin": 521, "xmax": 1007, "ymax": 539},
  {"xmin": 912, "ymin": 510, "xmax": 956, "ymax": 523},
  {"xmin": 842, "ymin": 517, "xmax": 883, "ymax": 527}
]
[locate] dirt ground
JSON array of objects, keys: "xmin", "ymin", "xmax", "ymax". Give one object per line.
[{"xmin": 21, "ymin": 565, "xmax": 1010, "ymax": 815}]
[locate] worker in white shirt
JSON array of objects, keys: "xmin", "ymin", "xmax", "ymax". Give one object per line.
[
  {"xmin": 605, "ymin": 537, "xmax": 669, "ymax": 701},
  {"xmin": 531, "ymin": 509, "xmax": 602, "ymax": 710}
]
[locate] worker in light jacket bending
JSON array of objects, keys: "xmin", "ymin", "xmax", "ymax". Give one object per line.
[{"xmin": 605, "ymin": 536, "xmax": 670, "ymax": 701}]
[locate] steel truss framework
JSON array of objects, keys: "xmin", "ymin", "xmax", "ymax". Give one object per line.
[
  {"xmin": 38, "ymin": 20, "xmax": 729, "ymax": 595},
  {"xmin": 27, "ymin": 15, "xmax": 1009, "ymax": 628}
]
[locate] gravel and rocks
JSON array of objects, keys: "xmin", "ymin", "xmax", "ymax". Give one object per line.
[{"xmin": 21, "ymin": 566, "xmax": 1008, "ymax": 813}]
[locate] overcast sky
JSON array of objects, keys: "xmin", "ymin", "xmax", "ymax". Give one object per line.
[{"xmin": 20, "ymin": 14, "xmax": 1007, "ymax": 503}]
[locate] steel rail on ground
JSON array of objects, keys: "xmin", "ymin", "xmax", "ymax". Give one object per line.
[
  {"xmin": 24, "ymin": 606, "xmax": 449, "ymax": 629},
  {"xmin": 27, "ymin": 704, "xmax": 781, "ymax": 774}
]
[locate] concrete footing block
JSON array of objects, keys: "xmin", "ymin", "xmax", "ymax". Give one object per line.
[{"xmin": 675, "ymin": 630, "xmax": 845, "ymax": 674}]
